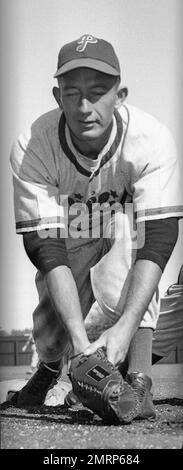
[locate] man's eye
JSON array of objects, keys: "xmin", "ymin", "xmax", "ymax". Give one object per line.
[
  {"xmin": 92, "ymin": 89, "xmax": 105, "ymax": 95},
  {"xmin": 65, "ymin": 90, "xmax": 79, "ymax": 97}
]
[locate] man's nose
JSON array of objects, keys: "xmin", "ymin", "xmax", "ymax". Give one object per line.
[{"xmin": 79, "ymin": 97, "xmax": 92, "ymax": 113}]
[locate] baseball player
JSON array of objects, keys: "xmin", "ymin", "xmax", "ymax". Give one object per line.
[{"xmin": 9, "ymin": 34, "xmax": 183, "ymax": 421}]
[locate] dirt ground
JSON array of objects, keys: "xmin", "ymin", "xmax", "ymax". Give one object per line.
[
  {"xmin": 0, "ymin": 364, "xmax": 183, "ymax": 464},
  {"xmin": 1, "ymin": 397, "xmax": 183, "ymax": 449}
]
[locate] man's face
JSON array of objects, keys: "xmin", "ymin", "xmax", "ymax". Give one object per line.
[{"xmin": 59, "ymin": 67, "xmax": 119, "ymax": 142}]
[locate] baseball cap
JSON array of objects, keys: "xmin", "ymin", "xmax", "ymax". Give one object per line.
[{"xmin": 54, "ymin": 34, "xmax": 121, "ymax": 78}]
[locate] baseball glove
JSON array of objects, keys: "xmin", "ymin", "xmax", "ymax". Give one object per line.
[{"xmin": 69, "ymin": 347, "xmax": 140, "ymax": 424}]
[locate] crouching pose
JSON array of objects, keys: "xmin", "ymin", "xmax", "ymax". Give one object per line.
[{"xmin": 9, "ymin": 34, "xmax": 182, "ymax": 422}]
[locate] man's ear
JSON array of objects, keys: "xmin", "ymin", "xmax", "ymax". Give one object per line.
[
  {"xmin": 52, "ymin": 86, "xmax": 63, "ymax": 109},
  {"xmin": 115, "ymin": 87, "xmax": 128, "ymax": 108}
]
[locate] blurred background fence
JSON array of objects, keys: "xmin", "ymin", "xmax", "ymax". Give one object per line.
[
  {"xmin": 0, "ymin": 336, "xmax": 32, "ymax": 365},
  {"xmin": 0, "ymin": 335, "xmax": 182, "ymax": 366}
]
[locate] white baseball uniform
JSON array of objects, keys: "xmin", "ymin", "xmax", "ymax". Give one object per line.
[{"xmin": 10, "ymin": 104, "xmax": 183, "ymax": 362}]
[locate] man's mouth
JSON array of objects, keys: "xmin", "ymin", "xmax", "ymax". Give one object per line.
[
  {"xmin": 78, "ymin": 121, "xmax": 98, "ymax": 130},
  {"xmin": 79, "ymin": 120, "xmax": 96, "ymax": 125}
]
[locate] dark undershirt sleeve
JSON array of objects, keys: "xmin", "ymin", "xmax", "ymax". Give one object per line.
[
  {"xmin": 23, "ymin": 218, "xmax": 179, "ymax": 276},
  {"xmin": 23, "ymin": 230, "xmax": 70, "ymax": 275},
  {"xmin": 136, "ymin": 217, "xmax": 179, "ymax": 272}
]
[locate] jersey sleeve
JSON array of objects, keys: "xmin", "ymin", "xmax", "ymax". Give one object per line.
[
  {"xmin": 10, "ymin": 126, "xmax": 67, "ymax": 235},
  {"xmin": 130, "ymin": 124, "xmax": 183, "ymax": 223}
]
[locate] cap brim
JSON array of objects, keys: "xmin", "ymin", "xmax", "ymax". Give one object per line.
[{"xmin": 54, "ymin": 58, "xmax": 120, "ymax": 78}]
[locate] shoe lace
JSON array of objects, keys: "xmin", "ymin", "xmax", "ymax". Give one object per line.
[{"xmin": 129, "ymin": 377, "xmax": 147, "ymax": 400}]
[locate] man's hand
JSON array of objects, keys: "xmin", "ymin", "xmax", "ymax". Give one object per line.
[{"xmin": 84, "ymin": 323, "xmax": 132, "ymax": 365}]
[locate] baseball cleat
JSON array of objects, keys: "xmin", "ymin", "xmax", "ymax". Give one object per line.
[
  {"xmin": 126, "ymin": 372, "xmax": 156, "ymax": 419},
  {"xmin": 6, "ymin": 362, "xmax": 60, "ymax": 407}
]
